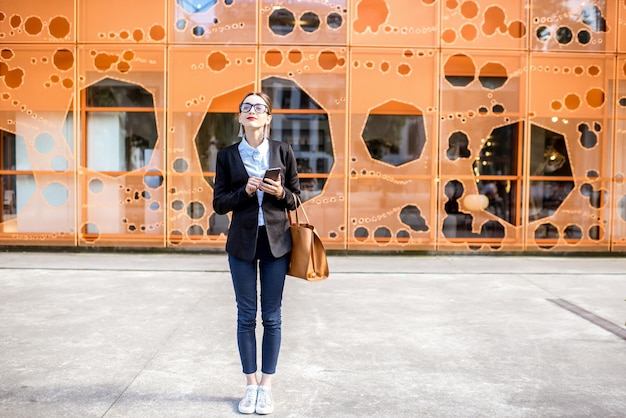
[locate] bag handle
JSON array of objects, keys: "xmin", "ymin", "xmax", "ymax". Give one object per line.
[{"xmin": 288, "ymin": 194, "xmax": 310, "ymax": 225}]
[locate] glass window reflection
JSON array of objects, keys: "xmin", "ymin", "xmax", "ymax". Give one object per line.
[
  {"xmin": 262, "ymin": 77, "xmax": 334, "ymax": 202},
  {"xmin": 473, "ymin": 122, "xmax": 522, "ymax": 225},
  {"xmin": 528, "ymin": 125, "xmax": 574, "ymax": 222},
  {"xmin": 363, "ymin": 114, "xmax": 425, "ymax": 166},
  {"xmin": 85, "ymin": 79, "xmax": 158, "ymax": 173},
  {"xmin": 87, "ymin": 79, "xmax": 155, "ymax": 108}
]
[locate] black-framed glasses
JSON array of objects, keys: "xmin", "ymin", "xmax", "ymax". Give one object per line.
[{"xmin": 240, "ymin": 102, "xmax": 269, "ymax": 114}]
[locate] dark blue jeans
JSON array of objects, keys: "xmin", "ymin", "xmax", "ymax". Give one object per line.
[{"xmin": 228, "ymin": 227, "xmax": 289, "ymax": 375}]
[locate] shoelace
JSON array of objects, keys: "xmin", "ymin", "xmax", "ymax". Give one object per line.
[
  {"xmin": 257, "ymin": 388, "xmax": 272, "ymax": 406},
  {"xmin": 243, "ymin": 387, "xmax": 257, "ymax": 405}
]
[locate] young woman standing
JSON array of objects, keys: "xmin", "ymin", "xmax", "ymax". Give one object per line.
[{"xmin": 212, "ymin": 92, "xmax": 300, "ymax": 414}]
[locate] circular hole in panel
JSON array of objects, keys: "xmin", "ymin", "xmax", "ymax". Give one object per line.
[
  {"xmin": 536, "ymin": 26, "xmax": 550, "ymax": 41},
  {"xmin": 172, "ymin": 200, "xmax": 184, "ymax": 211},
  {"xmin": 175, "ymin": 19, "xmax": 187, "ymax": 30},
  {"xmin": 187, "ymin": 201, "xmax": 206, "ymax": 219},
  {"xmin": 563, "ymin": 224, "xmax": 582, "ymax": 242},
  {"xmin": 81, "ymin": 223, "xmax": 100, "ymax": 243},
  {"xmin": 170, "ymin": 230, "xmax": 183, "ymax": 245},
  {"xmin": 50, "ymin": 155, "xmax": 68, "ymax": 172},
  {"xmin": 173, "ymin": 158, "xmax": 189, "ymax": 173},
  {"xmin": 43, "ymin": 182, "xmax": 69, "ymax": 207},
  {"xmin": 354, "ymin": 226, "xmax": 369, "ymax": 242},
  {"xmin": 34, "ymin": 132, "xmax": 55, "ymax": 154},
  {"xmin": 555, "ymin": 26, "xmax": 572, "ymax": 44},
  {"xmin": 188, "ymin": 224, "xmax": 204, "ymax": 238},
  {"xmin": 534, "ymin": 222, "xmax": 558, "ymax": 249},
  {"xmin": 374, "ymin": 227, "xmax": 392, "ymax": 243},
  {"xmin": 89, "ymin": 178, "xmax": 104, "ymax": 194},
  {"xmin": 588, "ymin": 225, "xmax": 603, "ymax": 241},
  {"xmin": 269, "ymin": 8, "xmax": 296, "ymax": 36},
  {"xmin": 300, "ymin": 12, "xmax": 320, "ymax": 32},
  {"xmin": 144, "ymin": 169, "xmax": 164, "ymax": 188},
  {"xmin": 327, "ymin": 12, "xmax": 343, "ymax": 29},
  {"xmin": 577, "ymin": 30, "xmax": 591, "ymax": 44}
]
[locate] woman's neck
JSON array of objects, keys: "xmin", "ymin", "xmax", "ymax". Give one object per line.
[{"xmin": 244, "ymin": 129, "xmax": 265, "ymax": 148}]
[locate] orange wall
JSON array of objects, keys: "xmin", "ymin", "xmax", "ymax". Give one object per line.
[{"xmin": 1, "ymin": 0, "xmax": 626, "ymax": 253}]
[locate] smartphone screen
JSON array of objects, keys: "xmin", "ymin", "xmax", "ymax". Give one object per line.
[{"xmin": 264, "ymin": 168, "xmax": 280, "ymax": 181}]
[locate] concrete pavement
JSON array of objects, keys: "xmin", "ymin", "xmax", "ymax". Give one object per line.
[{"xmin": 0, "ymin": 251, "xmax": 625, "ymax": 417}]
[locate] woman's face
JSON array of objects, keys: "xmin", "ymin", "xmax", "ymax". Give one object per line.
[{"xmin": 238, "ymin": 94, "xmax": 272, "ymax": 131}]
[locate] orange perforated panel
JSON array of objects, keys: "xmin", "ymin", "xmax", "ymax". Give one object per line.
[{"xmin": 1, "ymin": 0, "xmax": 625, "ymax": 253}]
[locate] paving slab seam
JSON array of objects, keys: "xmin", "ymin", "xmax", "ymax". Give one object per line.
[{"xmin": 547, "ymin": 298, "xmax": 626, "ymax": 341}]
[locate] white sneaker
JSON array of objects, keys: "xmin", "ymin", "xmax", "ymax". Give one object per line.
[
  {"xmin": 255, "ymin": 385, "xmax": 273, "ymax": 415},
  {"xmin": 238, "ymin": 385, "xmax": 258, "ymax": 414}
]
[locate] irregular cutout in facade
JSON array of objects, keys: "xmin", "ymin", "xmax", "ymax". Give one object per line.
[
  {"xmin": 529, "ymin": 125, "xmax": 574, "ymax": 222},
  {"xmin": 482, "ymin": 6, "xmax": 506, "ymax": 35},
  {"xmin": 578, "ymin": 123, "xmax": 598, "ymax": 148},
  {"xmin": 93, "ymin": 53, "xmax": 119, "ymax": 71},
  {"xmin": 0, "ymin": 63, "xmax": 24, "ymax": 88},
  {"xmin": 319, "ymin": 50, "xmax": 344, "ymax": 71},
  {"xmin": 84, "ymin": 78, "xmax": 158, "ymax": 176},
  {"xmin": 473, "ymin": 123, "xmax": 522, "ymax": 225},
  {"xmin": 580, "ymin": 183, "xmax": 605, "ymax": 208},
  {"xmin": 581, "ymin": 5, "xmax": 607, "ymax": 32},
  {"xmin": 362, "ymin": 101, "xmax": 426, "ymax": 166},
  {"xmin": 446, "ymin": 131, "xmax": 470, "ymax": 160},
  {"xmin": 353, "ymin": 0, "xmax": 389, "ymax": 33},
  {"xmin": 207, "ymin": 51, "xmax": 229, "ymax": 71},
  {"xmin": 176, "ymin": 0, "xmax": 217, "ymax": 13},
  {"xmin": 399, "ymin": 205, "xmax": 428, "ymax": 232},
  {"xmin": 262, "ymin": 77, "xmax": 333, "ymax": 202}
]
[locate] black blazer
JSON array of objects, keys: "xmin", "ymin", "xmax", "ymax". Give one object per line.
[{"xmin": 212, "ymin": 139, "xmax": 300, "ymax": 261}]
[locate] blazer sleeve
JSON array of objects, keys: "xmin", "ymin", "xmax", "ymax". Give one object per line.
[{"xmin": 212, "ymin": 145, "xmax": 255, "ymax": 215}]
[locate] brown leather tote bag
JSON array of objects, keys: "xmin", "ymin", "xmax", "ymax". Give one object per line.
[{"xmin": 286, "ymin": 195, "xmax": 329, "ymax": 281}]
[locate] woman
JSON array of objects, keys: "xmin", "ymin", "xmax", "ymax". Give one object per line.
[{"xmin": 212, "ymin": 92, "xmax": 300, "ymax": 415}]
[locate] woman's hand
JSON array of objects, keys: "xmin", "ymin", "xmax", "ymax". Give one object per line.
[
  {"xmin": 258, "ymin": 174, "xmax": 284, "ymax": 198},
  {"xmin": 245, "ymin": 177, "xmax": 263, "ymax": 196}
]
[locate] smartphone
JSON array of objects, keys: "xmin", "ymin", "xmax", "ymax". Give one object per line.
[{"xmin": 263, "ymin": 168, "xmax": 281, "ymax": 182}]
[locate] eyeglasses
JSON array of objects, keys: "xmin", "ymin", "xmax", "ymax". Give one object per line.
[{"xmin": 240, "ymin": 102, "xmax": 270, "ymax": 114}]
